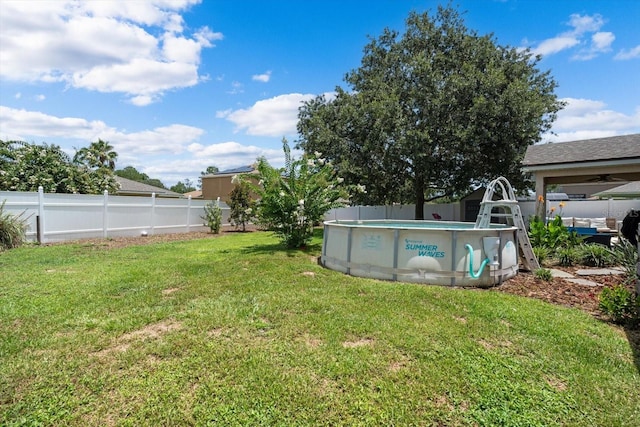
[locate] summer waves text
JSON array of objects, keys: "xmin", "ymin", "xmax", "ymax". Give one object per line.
[{"xmin": 405, "ymin": 239, "xmax": 445, "ymax": 258}]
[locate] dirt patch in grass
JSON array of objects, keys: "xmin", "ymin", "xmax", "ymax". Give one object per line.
[
  {"xmin": 342, "ymin": 338, "xmax": 375, "ymax": 348},
  {"xmin": 93, "ymin": 320, "xmax": 182, "ymax": 358},
  {"xmin": 162, "ymin": 287, "xmax": 181, "ymax": 296}
]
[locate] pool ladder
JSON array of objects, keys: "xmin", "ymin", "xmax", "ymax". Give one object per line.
[{"xmin": 474, "ymin": 177, "xmax": 540, "ymax": 271}]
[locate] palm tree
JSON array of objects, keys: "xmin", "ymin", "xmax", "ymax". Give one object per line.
[{"xmin": 74, "ymin": 139, "xmax": 118, "ymax": 170}]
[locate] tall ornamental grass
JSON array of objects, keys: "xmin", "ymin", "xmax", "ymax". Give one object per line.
[{"xmin": 0, "ymin": 200, "xmax": 28, "ymax": 251}]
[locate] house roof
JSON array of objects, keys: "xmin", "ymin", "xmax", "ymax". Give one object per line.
[
  {"xmin": 214, "ymin": 165, "xmax": 256, "ymax": 175},
  {"xmin": 592, "ymin": 181, "xmax": 640, "ymax": 199},
  {"xmin": 115, "ymin": 176, "xmax": 183, "ymax": 198},
  {"xmin": 522, "ymin": 133, "xmax": 640, "ymax": 167}
]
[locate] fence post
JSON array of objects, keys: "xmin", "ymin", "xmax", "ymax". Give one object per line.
[
  {"xmin": 103, "ymin": 190, "xmax": 109, "ymax": 238},
  {"xmin": 150, "ymin": 193, "xmax": 156, "ymax": 235},
  {"xmin": 37, "ymin": 186, "xmax": 44, "ymax": 243},
  {"xmin": 187, "ymin": 195, "xmax": 192, "ymax": 232}
]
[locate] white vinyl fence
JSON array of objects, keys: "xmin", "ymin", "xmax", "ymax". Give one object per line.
[
  {"xmin": 326, "ymin": 199, "xmax": 640, "ymax": 229},
  {"xmin": 1, "ymin": 188, "xmax": 230, "ymax": 243},
  {"xmin": 2, "ymin": 188, "xmax": 638, "ymax": 243}
]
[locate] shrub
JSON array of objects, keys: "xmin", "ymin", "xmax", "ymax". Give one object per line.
[
  {"xmin": 557, "ymin": 246, "xmax": 580, "ymax": 267},
  {"xmin": 228, "ymin": 180, "xmax": 253, "ymax": 232},
  {"xmin": 578, "ymin": 243, "xmax": 615, "ymax": 268},
  {"xmin": 0, "ymin": 200, "xmax": 28, "ymax": 251},
  {"xmin": 529, "ymin": 215, "xmax": 582, "ymax": 259},
  {"xmin": 534, "ymin": 268, "xmax": 553, "ymax": 282},
  {"xmin": 202, "ymin": 199, "xmax": 222, "ymax": 234},
  {"xmin": 612, "ymin": 239, "xmax": 639, "ymax": 285},
  {"xmin": 533, "ymin": 246, "xmax": 552, "ymax": 265},
  {"xmin": 599, "ymin": 284, "xmax": 639, "ymax": 325},
  {"xmin": 246, "ymin": 139, "xmax": 351, "ymax": 248}
]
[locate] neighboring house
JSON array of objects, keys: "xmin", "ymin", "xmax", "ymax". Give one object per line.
[
  {"xmin": 201, "ymin": 165, "xmax": 258, "ymax": 202},
  {"xmin": 592, "ymin": 181, "xmax": 640, "ymax": 199},
  {"xmin": 184, "ymin": 189, "xmax": 203, "ymax": 199},
  {"xmin": 522, "ymin": 133, "xmax": 640, "ymax": 203},
  {"xmin": 115, "ymin": 176, "xmax": 183, "ymax": 198}
]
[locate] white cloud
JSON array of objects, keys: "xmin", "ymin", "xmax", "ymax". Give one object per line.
[
  {"xmin": 544, "ymin": 98, "xmax": 640, "ymax": 142},
  {"xmin": 0, "ymin": 0, "xmax": 220, "ymax": 104},
  {"xmin": 220, "ymin": 93, "xmax": 317, "ymax": 137},
  {"xmin": 139, "ymin": 142, "xmax": 289, "ymax": 186},
  {"xmin": 614, "ymin": 45, "xmax": 640, "ymax": 60},
  {"xmin": 567, "ymin": 13, "xmax": 605, "ymax": 35},
  {"xmin": 227, "ymin": 81, "xmax": 244, "ymax": 95},
  {"xmin": 71, "ymin": 58, "xmax": 200, "ymax": 102},
  {"xmin": 572, "ymin": 31, "xmax": 615, "ymax": 61},
  {"xmin": 530, "ymin": 36, "xmax": 579, "ymax": 57},
  {"xmin": 591, "ymin": 32, "xmax": 615, "ymax": 50},
  {"xmin": 0, "ymin": 106, "xmax": 203, "ymax": 155},
  {"xmin": 527, "ymin": 13, "xmax": 612, "ymax": 59},
  {"xmin": 252, "ymin": 71, "xmax": 272, "ymax": 83}
]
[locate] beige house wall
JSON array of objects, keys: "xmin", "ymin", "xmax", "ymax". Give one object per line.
[{"xmin": 201, "ymin": 173, "xmax": 260, "ymax": 203}]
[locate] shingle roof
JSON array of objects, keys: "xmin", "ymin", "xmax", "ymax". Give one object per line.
[
  {"xmin": 115, "ymin": 176, "xmax": 183, "ymax": 197},
  {"xmin": 523, "ymin": 134, "xmax": 640, "ymax": 166},
  {"xmin": 592, "ymin": 181, "xmax": 640, "ymax": 199}
]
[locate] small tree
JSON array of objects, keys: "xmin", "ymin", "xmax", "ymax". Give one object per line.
[
  {"xmin": 202, "ymin": 198, "xmax": 222, "ymax": 234},
  {"xmin": 228, "ymin": 178, "xmax": 253, "ymax": 232},
  {"xmin": 246, "ymin": 139, "xmax": 351, "ymax": 248}
]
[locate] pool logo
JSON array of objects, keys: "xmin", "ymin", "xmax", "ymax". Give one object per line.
[{"xmin": 404, "ymin": 239, "xmax": 445, "ymax": 258}]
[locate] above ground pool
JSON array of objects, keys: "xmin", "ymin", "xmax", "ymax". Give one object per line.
[{"xmin": 321, "ymin": 220, "xmax": 519, "ymax": 287}]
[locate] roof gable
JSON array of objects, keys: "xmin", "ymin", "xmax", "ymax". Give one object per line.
[{"xmin": 115, "ymin": 176, "xmax": 183, "ymax": 197}]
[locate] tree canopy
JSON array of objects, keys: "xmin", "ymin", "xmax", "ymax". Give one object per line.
[
  {"xmin": 0, "ymin": 140, "xmax": 118, "ymax": 194},
  {"xmin": 297, "ymin": 6, "xmax": 564, "ymax": 219},
  {"xmin": 114, "ymin": 166, "xmax": 167, "ymax": 189},
  {"xmin": 170, "ymin": 180, "xmax": 196, "ymax": 194},
  {"xmin": 198, "ymin": 166, "xmax": 219, "ymax": 189}
]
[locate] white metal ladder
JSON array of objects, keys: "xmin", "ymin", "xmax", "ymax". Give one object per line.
[{"xmin": 474, "ymin": 177, "xmax": 540, "ymax": 271}]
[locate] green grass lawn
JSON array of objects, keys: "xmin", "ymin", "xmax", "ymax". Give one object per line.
[{"xmin": 1, "ymin": 230, "xmax": 639, "ymax": 426}]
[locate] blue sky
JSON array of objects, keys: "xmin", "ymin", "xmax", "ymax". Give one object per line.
[{"xmin": 1, "ymin": 0, "xmax": 639, "ymax": 187}]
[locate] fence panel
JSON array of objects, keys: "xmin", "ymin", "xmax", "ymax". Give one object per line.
[
  {"xmin": 3, "ymin": 188, "xmax": 638, "ymax": 243},
  {"xmin": 0, "ymin": 189, "xmax": 226, "ymax": 243}
]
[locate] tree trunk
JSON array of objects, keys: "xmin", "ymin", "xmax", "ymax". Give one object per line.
[{"xmin": 414, "ymin": 177, "xmax": 425, "ymax": 220}]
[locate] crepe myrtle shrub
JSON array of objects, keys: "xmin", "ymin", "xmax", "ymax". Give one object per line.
[
  {"xmin": 228, "ymin": 177, "xmax": 254, "ymax": 232},
  {"xmin": 244, "ymin": 139, "xmax": 354, "ymax": 248},
  {"xmin": 202, "ymin": 198, "xmax": 223, "ymax": 234}
]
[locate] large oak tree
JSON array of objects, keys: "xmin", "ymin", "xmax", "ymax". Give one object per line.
[{"xmin": 297, "ymin": 6, "xmax": 564, "ymax": 219}]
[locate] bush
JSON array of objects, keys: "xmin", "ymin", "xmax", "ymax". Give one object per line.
[
  {"xmin": 533, "ymin": 246, "xmax": 552, "ymax": 265},
  {"xmin": 0, "ymin": 200, "xmax": 28, "ymax": 251},
  {"xmin": 578, "ymin": 243, "xmax": 615, "ymax": 268},
  {"xmin": 530, "ymin": 215, "xmax": 581, "ymax": 250},
  {"xmin": 228, "ymin": 180, "xmax": 253, "ymax": 232},
  {"xmin": 612, "ymin": 239, "xmax": 639, "ymax": 285},
  {"xmin": 534, "ymin": 268, "xmax": 553, "ymax": 282},
  {"xmin": 202, "ymin": 199, "xmax": 222, "ymax": 234},
  {"xmin": 246, "ymin": 139, "xmax": 350, "ymax": 248},
  {"xmin": 599, "ymin": 284, "xmax": 639, "ymax": 325},
  {"xmin": 557, "ymin": 246, "xmax": 580, "ymax": 267}
]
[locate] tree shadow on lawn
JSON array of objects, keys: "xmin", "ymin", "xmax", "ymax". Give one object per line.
[
  {"xmin": 237, "ymin": 228, "xmax": 323, "ymax": 256},
  {"xmin": 238, "ymin": 240, "xmax": 322, "ymax": 257},
  {"xmin": 624, "ymin": 326, "xmax": 640, "ymax": 374}
]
